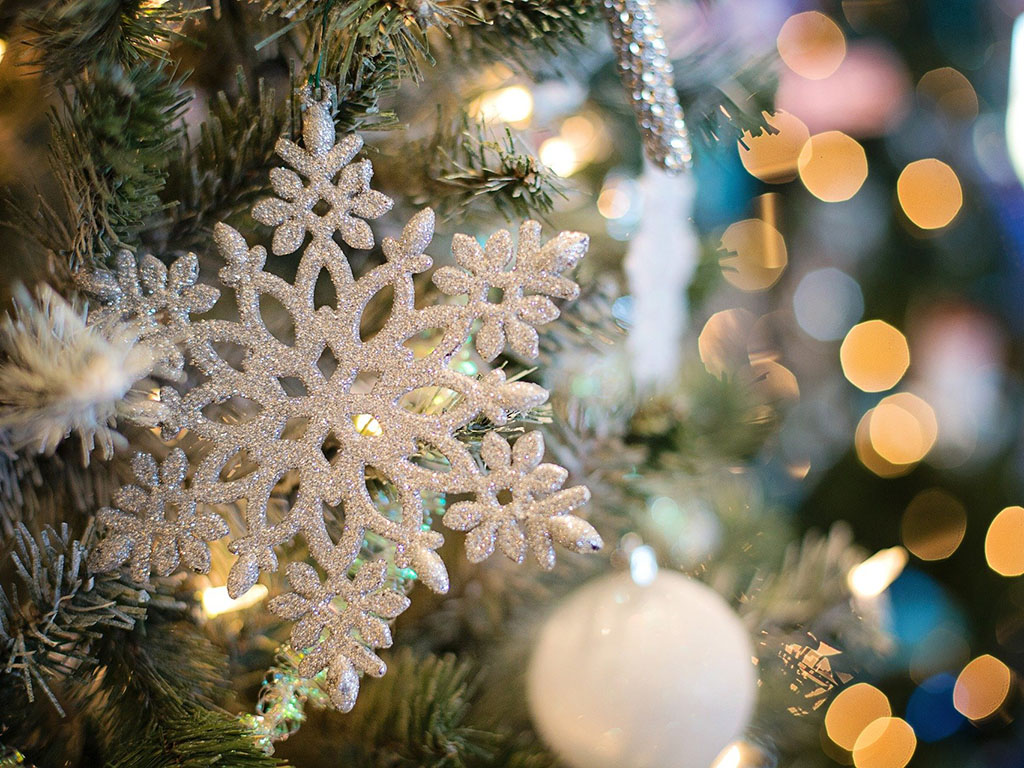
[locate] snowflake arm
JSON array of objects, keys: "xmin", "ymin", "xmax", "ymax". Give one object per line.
[
  {"xmin": 89, "ymin": 449, "xmax": 229, "ymax": 582},
  {"xmin": 443, "ymin": 431, "xmax": 600, "ymax": 568},
  {"xmin": 268, "ymin": 559, "xmax": 409, "ymax": 711}
]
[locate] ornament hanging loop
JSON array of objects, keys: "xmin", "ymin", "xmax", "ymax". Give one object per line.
[{"xmin": 298, "ymin": 81, "xmax": 337, "ymax": 157}]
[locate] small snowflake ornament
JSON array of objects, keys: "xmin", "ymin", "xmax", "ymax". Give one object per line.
[{"xmin": 88, "ymin": 84, "xmax": 602, "ymax": 711}]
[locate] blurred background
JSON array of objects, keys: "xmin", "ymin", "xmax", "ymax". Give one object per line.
[{"xmin": 1, "ymin": 0, "xmax": 1024, "ymax": 767}]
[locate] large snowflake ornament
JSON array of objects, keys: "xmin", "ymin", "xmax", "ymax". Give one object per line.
[{"xmin": 88, "ymin": 85, "xmax": 602, "ymax": 710}]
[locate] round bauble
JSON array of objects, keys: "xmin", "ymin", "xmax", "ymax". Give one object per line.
[{"xmin": 527, "ymin": 569, "xmax": 756, "ymax": 768}]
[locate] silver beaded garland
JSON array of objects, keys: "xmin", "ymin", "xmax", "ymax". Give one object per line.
[{"xmin": 601, "ymin": 0, "xmax": 692, "ymax": 173}]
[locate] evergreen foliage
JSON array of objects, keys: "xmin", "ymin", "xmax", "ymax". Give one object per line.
[{"xmin": 0, "ymin": 0, "xmax": 857, "ymax": 765}]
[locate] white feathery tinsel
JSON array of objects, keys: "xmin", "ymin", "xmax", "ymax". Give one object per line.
[
  {"xmin": 625, "ymin": 162, "xmax": 698, "ymax": 389},
  {"xmin": 0, "ymin": 285, "xmax": 164, "ymax": 461}
]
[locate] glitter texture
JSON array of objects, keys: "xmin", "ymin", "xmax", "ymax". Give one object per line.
[
  {"xmin": 89, "ymin": 84, "xmax": 601, "ymax": 710},
  {"xmin": 601, "ymin": 0, "xmax": 692, "ymax": 172}
]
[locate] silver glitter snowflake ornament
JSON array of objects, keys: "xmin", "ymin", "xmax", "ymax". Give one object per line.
[{"xmin": 89, "ymin": 84, "xmax": 602, "ymax": 710}]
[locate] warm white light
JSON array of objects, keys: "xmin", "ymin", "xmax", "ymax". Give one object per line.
[
  {"xmin": 353, "ymin": 413, "xmax": 383, "ymax": 436},
  {"xmin": 629, "ymin": 544, "xmax": 659, "ymax": 586},
  {"xmin": 201, "ymin": 584, "xmax": 268, "ymax": 617},
  {"xmin": 539, "ymin": 137, "xmax": 580, "ymax": 177},
  {"xmin": 0, "ymin": 39, "xmax": 7, "ymax": 66},
  {"xmin": 848, "ymin": 546, "xmax": 908, "ymax": 597},
  {"xmin": 472, "ymin": 86, "xmax": 534, "ymax": 125},
  {"xmin": 711, "ymin": 744, "xmax": 742, "ymax": 768},
  {"xmin": 598, "ymin": 186, "xmax": 632, "ymax": 219},
  {"xmin": 1008, "ymin": 14, "xmax": 1024, "ymax": 185}
]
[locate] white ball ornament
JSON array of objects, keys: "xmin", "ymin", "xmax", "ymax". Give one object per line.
[{"xmin": 527, "ymin": 561, "xmax": 757, "ymax": 768}]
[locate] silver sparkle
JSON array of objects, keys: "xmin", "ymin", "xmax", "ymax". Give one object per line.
[
  {"xmin": 90, "ymin": 84, "xmax": 602, "ymax": 710},
  {"xmin": 601, "ymin": 0, "xmax": 692, "ymax": 173}
]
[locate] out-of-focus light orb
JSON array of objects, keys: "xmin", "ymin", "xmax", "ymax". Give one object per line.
[
  {"xmin": 353, "ymin": 413, "xmax": 383, "ymax": 436},
  {"xmin": 598, "ymin": 185, "xmax": 632, "ymax": 220},
  {"xmin": 777, "ymin": 42, "xmax": 911, "ymax": 138},
  {"xmin": 777, "ymin": 12, "xmax": 847, "ymax": 80},
  {"xmin": 698, "ymin": 308, "xmax": 756, "ymax": 377},
  {"xmin": 901, "ymin": 488, "xmax": 967, "ymax": 561},
  {"xmin": 953, "ymin": 655, "xmax": 1014, "ymax": 721},
  {"xmin": 558, "ymin": 113, "xmax": 610, "ymax": 167},
  {"xmin": 798, "ymin": 131, "xmax": 868, "ymax": 202},
  {"xmin": 917, "ymin": 67, "xmax": 979, "ymax": 121},
  {"xmin": 840, "ymin": 320, "xmax": 910, "ymax": 392},
  {"xmin": 470, "ymin": 85, "xmax": 534, "ymax": 125},
  {"xmin": 0, "ymin": 39, "xmax": 6, "ymax": 66},
  {"xmin": 985, "ymin": 506, "xmax": 1024, "ymax": 577},
  {"xmin": 561, "ymin": 114, "xmax": 597, "ymax": 148},
  {"xmin": 539, "ymin": 137, "xmax": 580, "ymax": 177},
  {"xmin": 852, "ymin": 717, "xmax": 917, "ymax": 768},
  {"xmin": 719, "ymin": 219, "xmax": 788, "ymax": 292},
  {"xmin": 869, "ymin": 393, "xmax": 937, "ymax": 466},
  {"xmin": 738, "ymin": 110, "xmax": 811, "ymax": 183},
  {"xmin": 896, "ymin": 159, "xmax": 963, "ymax": 230},
  {"xmin": 856, "ymin": 408, "xmax": 910, "ymax": 478},
  {"xmin": 749, "ymin": 359, "xmax": 800, "ymax": 403},
  {"xmin": 793, "ymin": 267, "xmax": 864, "ymax": 341},
  {"xmin": 825, "ymin": 683, "xmax": 892, "ymax": 751},
  {"xmin": 906, "ymin": 674, "xmax": 964, "ymax": 743},
  {"xmin": 628, "ymin": 544, "xmax": 659, "ymax": 586},
  {"xmin": 848, "ymin": 546, "xmax": 908, "ymax": 598},
  {"xmin": 201, "ymin": 584, "xmax": 268, "ymax": 617},
  {"xmin": 710, "ymin": 743, "xmax": 741, "ymax": 768}
]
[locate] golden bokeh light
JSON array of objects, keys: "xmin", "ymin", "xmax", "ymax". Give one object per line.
[
  {"xmin": 985, "ymin": 506, "xmax": 1024, "ymax": 577},
  {"xmin": 852, "ymin": 717, "xmax": 917, "ymax": 768},
  {"xmin": 777, "ymin": 12, "xmax": 847, "ymax": 80},
  {"xmin": 539, "ymin": 137, "xmax": 581, "ymax": 177},
  {"xmin": 469, "ymin": 85, "xmax": 534, "ymax": 126},
  {"xmin": 868, "ymin": 392, "xmax": 937, "ymax": 465},
  {"xmin": 917, "ymin": 67, "xmax": 979, "ymax": 120},
  {"xmin": 901, "ymin": 488, "xmax": 967, "ymax": 561},
  {"xmin": 698, "ymin": 309, "xmax": 756, "ymax": 378},
  {"xmin": 353, "ymin": 413, "xmax": 383, "ymax": 436},
  {"xmin": 897, "ymin": 159, "xmax": 963, "ymax": 230},
  {"xmin": 0, "ymin": 39, "xmax": 6, "ymax": 66},
  {"xmin": 954, "ymin": 655, "xmax": 1014, "ymax": 721},
  {"xmin": 597, "ymin": 186, "xmax": 631, "ymax": 220},
  {"xmin": 848, "ymin": 546, "xmax": 908, "ymax": 598},
  {"xmin": 798, "ymin": 131, "xmax": 868, "ymax": 202},
  {"xmin": 719, "ymin": 219, "xmax": 788, "ymax": 291},
  {"xmin": 200, "ymin": 584, "xmax": 268, "ymax": 618},
  {"xmin": 749, "ymin": 359, "xmax": 801, "ymax": 403},
  {"xmin": 840, "ymin": 320, "xmax": 910, "ymax": 392},
  {"xmin": 738, "ymin": 110, "xmax": 811, "ymax": 183},
  {"xmin": 825, "ymin": 683, "xmax": 892, "ymax": 751},
  {"xmin": 856, "ymin": 408, "xmax": 910, "ymax": 478}
]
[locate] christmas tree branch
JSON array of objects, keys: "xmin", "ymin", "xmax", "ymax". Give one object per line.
[
  {"xmin": 405, "ymin": 114, "xmax": 565, "ymax": 222},
  {"xmin": 162, "ymin": 72, "xmax": 293, "ymax": 250},
  {"xmin": 0, "ymin": 523, "xmax": 167, "ymax": 716},
  {"xmin": 22, "ymin": 0, "xmax": 195, "ymax": 81}
]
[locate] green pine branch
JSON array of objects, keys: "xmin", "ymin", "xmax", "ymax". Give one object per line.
[
  {"xmin": 276, "ymin": 648, "xmax": 501, "ymax": 767},
  {"xmin": 260, "ymin": 0, "xmax": 472, "ymax": 86},
  {"xmin": 162, "ymin": 72, "xmax": 293, "ymax": 250},
  {"xmin": 22, "ymin": 0, "xmax": 195, "ymax": 81},
  {"xmin": 450, "ymin": 0, "xmax": 595, "ymax": 65},
  {"xmin": 407, "ymin": 115, "xmax": 564, "ymax": 222},
  {"xmin": 0, "ymin": 523, "xmax": 165, "ymax": 716},
  {"xmin": 9, "ymin": 62, "xmax": 189, "ymax": 275},
  {"xmin": 85, "ymin": 618, "xmax": 280, "ymax": 768},
  {"xmin": 104, "ymin": 706, "xmax": 281, "ymax": 768}
]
